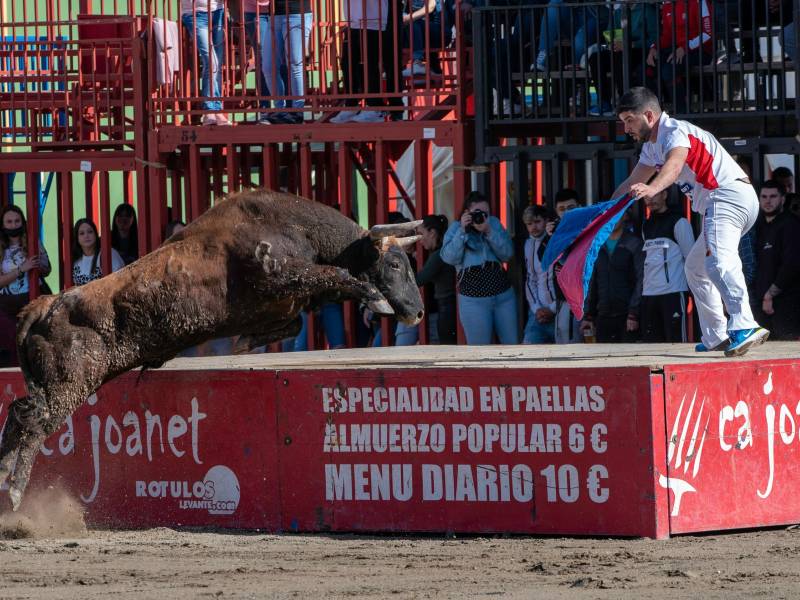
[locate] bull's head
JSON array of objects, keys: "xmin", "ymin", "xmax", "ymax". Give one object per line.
[{"xmin": 362, "ymin": 221, "xmax": 425, "ymax": 326}]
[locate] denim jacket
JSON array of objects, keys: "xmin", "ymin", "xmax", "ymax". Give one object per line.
[{"xmin": 440, "ymin": 216, "xmax": 514, "ymax": 270}]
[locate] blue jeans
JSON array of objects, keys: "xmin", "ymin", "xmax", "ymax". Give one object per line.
[
  {"xmin": 262, "ymin": 13, "xmax": 312, "ymax": 109},
  {"xmin": 244, "ymin": 12, "xmax": 271, "ymax": 108},
  {"xmin": 372, "ymin": 321, "xmax": 420, "ymax": 347},
  {"xmin": 523, "ymin": 310, "xmax": 555, "ymax": 344},
  {"xmin": 283, "ymin": 304, "xmax": 346, "ymax": 351},
  {"xmin": 785, "ymin": 24, "xmax": 796, "ymax": 61},
  {"xmin": 181, "ymin": 8, "xmax": 224, "ymax": 111},
  {"xmin": 538, "ymin": 0, "xmax": 600, "ymax": 66},
  {"xmin": 407, "ymin": 13, "xmax": 443, "ymax": 60},
  {"xmin": 457, "ymin": 288, "xmax": 519, "ymax": 345}
]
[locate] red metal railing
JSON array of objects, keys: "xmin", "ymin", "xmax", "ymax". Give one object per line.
[{"xmin": 0, "ymin": 0, "xmax": 469, "ymax": 148}]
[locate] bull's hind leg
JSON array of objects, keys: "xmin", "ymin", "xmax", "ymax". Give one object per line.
[{"xmin": 0, "ymin": 395, "xmax": 50, "ymax": 511}]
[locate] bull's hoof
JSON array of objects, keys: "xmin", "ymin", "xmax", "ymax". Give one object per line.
[
  {"xmin": 8, "ymin": 486, "xmax": 22, "ymax": 512},
  {"xmin": 368, "ymin": 299, "xmax": 394, "ymax": 315}
]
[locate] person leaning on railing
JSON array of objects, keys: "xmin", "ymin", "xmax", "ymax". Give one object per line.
[
  {"xmin": 586, "ymin": 1, "xmax": 657, "ymax": 116},
  {"xmin": 330, "ymin": 0, "xmax": 403, "ymax": 123},
  {"xmin": 181, "ymin": 0, "xmax": 231, "ymax": 126},
  {"xmin": 645, "ymin": 0, "xmax": 713, "ymax": 114},
  {"xmin": 259, "ymin": 0, "xmax": 313, "ymax": 124},
  {"xmin": 0, "ymin": 206, "xmax": 51, "ymax": 367}
]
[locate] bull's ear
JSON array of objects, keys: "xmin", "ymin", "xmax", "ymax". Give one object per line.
[{"xmin": 368, "ymin": 220, "xmax": 423, "ymax": 240}]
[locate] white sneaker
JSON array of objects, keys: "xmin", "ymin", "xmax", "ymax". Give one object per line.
[
  {"xmin": 351, "ymin": 110, "xmax": 386, "ymax": 123},
  {"xmin": 202, "ymin": 114, "xmax": 218, "ymax": 126},
  {"xmin": 330, "ymin": 110, "xmax": 358, "ymax": 123},
  {"xmin": 258, "ymin": 112, "xmax": 272, "ymax": 124},
  {"xmin": 402, "ymin": 60, "xmax": 427, "ymax": 77}
]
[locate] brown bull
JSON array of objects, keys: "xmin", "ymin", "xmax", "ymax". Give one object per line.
[{"xmin": 0, "ymin": 189, "xmax": 424, "ymax": 510}]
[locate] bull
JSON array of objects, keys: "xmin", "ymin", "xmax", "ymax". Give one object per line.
[{"xmin": 0, "ymin": 189, "xmax": 424, "ymax": 510}]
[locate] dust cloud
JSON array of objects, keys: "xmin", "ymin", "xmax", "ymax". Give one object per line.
[{"xmin": 0, "ymin": 486, "xmax": 86, "ymax": 539}]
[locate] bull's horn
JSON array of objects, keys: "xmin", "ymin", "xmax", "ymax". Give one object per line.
[
  {"xmin": 394, "ymin": 235, "xmax": 422, "ymax": 249},
  {"xmin": 368, "ymin": 220, "xmax": 423, "ymax": 240}
]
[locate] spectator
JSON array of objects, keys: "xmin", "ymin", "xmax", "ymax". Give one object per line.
[
  {"xmin": 284, "ymin": 304, "xmax": 347, "ymax": 350},
  {"xmin": 181, "ymin": 0, "xmax": 230, "ymax": 126},
  {"xmin": 111, "ymin": 204, "xmax": 139, "ymax": 265},
  {"xmin": 533, "ymin": 0, "xmax": 606, "ymax": 71},
  {"xmin": 753, "ymin": 180, "xmax": 800, "ymax": 340},
  {"xmin": 581, "ymin": 212, "xmax": 644, "ymax": 342},
  {"xmin": 646, "ymin": 0, "xmax": 712, "ymax": 114},
  {"xmin": 330, "ymin": 0, "xmax": 403, "ymax": 123},
  {"xmin": 239, "ymin": 0, "xmax": 272, "ymax": 122},
  {"xmin": 165, "ymin": 219, "xmax": 186, "ymax": 238},
  {"xmin": 547, "ymin": 189, "xmax": 583, "ymax": 343},
  {"xmin": 441, "ymin": 191, "xmax": 518, "ymax": 344},
  {"xmin": 587, "ymin": 2, "xmax": 657, "ymax": 116},
  {"xmin": 402, "ymin": 0, "xmax": 449, "ymax": 77},
  {"xmin": 522, "ymin": 204, "xmax": 555, "ymax": 344},
  {"xmin": 415, "ymin": 214, "xmax": 457, "ymax": 344},
  {"xmin": 640, "ymin": 189, "xmax": 695, "ymax": 342},
  {"xmin": 71, "ymin": 218, "xmax": 125, "ymax": 286},
  {"xmin": 0, "ymin": 206, "xmax": 50, "ymax": 366},
  {"xmin": 261, "ymin": 0, "xmax": 313, "ymax": 124},
  {"xmin": 772, "ymin": 166, "xmax": 795, "ymax": 194}
]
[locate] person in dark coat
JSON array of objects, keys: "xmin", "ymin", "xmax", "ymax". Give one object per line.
[{"xmin": 753, "ymin": 180, "xmax": 800, "ymax": 340}]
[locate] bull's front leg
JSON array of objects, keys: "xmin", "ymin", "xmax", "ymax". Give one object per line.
[{"xmin": 265, "ymin": 258, "xmax": 393, "ymax": 316}]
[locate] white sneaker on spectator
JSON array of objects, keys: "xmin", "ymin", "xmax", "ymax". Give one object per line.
[
  {"xmin": 258, "ymin": 112, "xmax": 272, "ymax": 124},
  {"xmin": 215, "ymin": 114, "xmax": 232, "ymax": 126},
  {"xmin": 351, "ymin": 110, "xmax": 386, "ymax": 123},
  {"xmin": 330, "ymin": 110, "xmax": 358, "ymax": 123},
  {"xmin": 402, "ymin": 60, "xmax": 427, "ymax": 77},
  {"xmin": 201, "ymin": 114, "xmax": 218, "ymax": 126}
]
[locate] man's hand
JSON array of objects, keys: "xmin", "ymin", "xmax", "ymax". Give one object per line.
[
  {"xmin": 630, "ymin": 182, "xmax": 657, "ymax": 200},
  {"xmin": 646, "ymin": 47, "xmax": 658, "ymax": 67},
  {"xmin": 763, "ymin": 294, "xmax": 776, "ymax": 315},
  {"xmin": 667, "ymin": 47, "xmax": 685, "ymax": 64},
  {"xmin": 626, "ymin": 316, "xmax": 639, "ymax": 332},
  {"xmin": 535, "ymin": 307, "xmax": 555, "ymax": 323}
]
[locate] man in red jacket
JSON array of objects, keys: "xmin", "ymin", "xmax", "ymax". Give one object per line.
[{"xmin": 645, "ymin": 0, "xmax": 713, "ymax": 113}]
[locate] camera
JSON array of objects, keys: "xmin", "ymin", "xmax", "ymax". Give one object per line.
[{"xmin": 470, "ymin": 209, "xmax": 487, "ymax": 225}]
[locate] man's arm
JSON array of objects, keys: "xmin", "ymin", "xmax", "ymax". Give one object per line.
[
  {"xmin": 611, "ymin": 162, "xmax": 658, "ymax": 199},
  {"xmin": 630, "ymin": 147, "xmax": 689, "ymax": 199}
]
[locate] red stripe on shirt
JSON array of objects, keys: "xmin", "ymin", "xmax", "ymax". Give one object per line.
[{"xmin": 686, "ymin": 134, "xmax": 719, "ymax": 190}]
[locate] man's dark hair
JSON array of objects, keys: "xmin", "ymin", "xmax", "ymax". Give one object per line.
[
  {"xmin": 772, "ymin": 166, "xmax": 793, "ymax": 180},
  {"xmin": 522, "ymin": 204, "xmax": 551, "ymax": 221},
  {"xmin": 760, "ymin": 179, "xmax": 786, "ymax": 196},
  {"xmin": 616, "ymin": 87, "xmax": 662, "ymax": 116},
  {"xmin": 554, "ymin": 188, "xmax": 580, "ymax": 206}
]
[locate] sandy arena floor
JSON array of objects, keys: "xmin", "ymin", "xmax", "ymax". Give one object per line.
[{"xmin": 3, "ymin": 522, "xmax": 800, "ymax": 599}]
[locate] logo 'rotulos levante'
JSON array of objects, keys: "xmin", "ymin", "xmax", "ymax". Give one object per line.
[{"xmin": 136, "ymin": 465, "xmax": 241, "ymax": 515}]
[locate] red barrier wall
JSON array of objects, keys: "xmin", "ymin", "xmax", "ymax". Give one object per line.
[
  {"xmin": 0, "ymin": 355, "xmax": 796, "ymax": 538},
  {"xmin": 663, "ymin": 359, "xmax": 800, "ymax": 534}
]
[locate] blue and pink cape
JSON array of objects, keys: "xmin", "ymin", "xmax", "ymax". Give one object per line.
[{"xmin": 540, "ymin": 194, "xmax": 636, "ymax": 320}]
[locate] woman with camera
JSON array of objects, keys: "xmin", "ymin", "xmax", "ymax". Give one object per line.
[{"xmin": 441, "ymin": 191, "xmax": 518, "ymax": 344}]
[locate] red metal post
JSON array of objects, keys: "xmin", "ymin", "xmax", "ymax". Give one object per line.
[
  {"xmin": 338, "ymin": 143, "xmax": 355, "ymax": 348},
  {"xmin": 374, "ymin": 140, "xmax": 392, "ymax": 347},
  {"xmin": 24, "ymin": 172, "xmax": 40, "ymax": 298},
  {"xmin": 414, "ymin": 140, "xmax": 431, "ymax": 345},
  {"xmin": 99, "ymin": 171, "xmax": 113, "ymax": 277},
  {"xmin": 58, "ymin": 172, "xmax": 75, "ymax": 289}
]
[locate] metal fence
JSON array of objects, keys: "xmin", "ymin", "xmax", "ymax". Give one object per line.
[
  {"xmin": 472, "ymin": 0, "xmax": 800, "ymax": 124},
  {"xmin": 0, "ymin": 0, "xmax": 467, "ymax": 147}
]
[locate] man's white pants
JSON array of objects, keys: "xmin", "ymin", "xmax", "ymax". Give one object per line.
[{"xmin": 684, "ymin": 180, "xmax": 760, "ymax": 348}]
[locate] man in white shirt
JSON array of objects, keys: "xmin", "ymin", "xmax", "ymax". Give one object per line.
[{"xmin": 612, "ymin": 87, "xmax": 768, "ymax": 357}]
